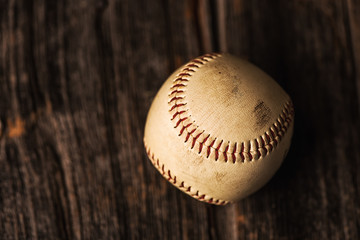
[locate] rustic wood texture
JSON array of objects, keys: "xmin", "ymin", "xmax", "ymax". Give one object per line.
[{"xmin": 0, "ymin": 0, "xmax": 359, "ymax": 239}]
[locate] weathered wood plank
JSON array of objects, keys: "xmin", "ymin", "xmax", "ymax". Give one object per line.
[{"xmin": 0, "ymin": 0, "xmax": 359, "ymax": 239}]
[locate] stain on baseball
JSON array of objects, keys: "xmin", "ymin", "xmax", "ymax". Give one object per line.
[{"xmin": 144, "ymin": 53, "xmax": 294, "ymax": 205}]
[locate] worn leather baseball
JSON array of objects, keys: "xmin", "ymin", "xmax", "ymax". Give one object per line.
[{"xmin": 144, "ymin": 53, "xmax": 294, "ymax": 205}]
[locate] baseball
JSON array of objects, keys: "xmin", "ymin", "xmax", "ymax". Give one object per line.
[{"xmin": 144, "ymin": 53, "xmax": 294, "ymax": 205}]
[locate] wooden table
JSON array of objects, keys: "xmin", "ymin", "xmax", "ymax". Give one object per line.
[{"xmin": 1, "ymin": 0, "xmax": 359, "ymax": 239}]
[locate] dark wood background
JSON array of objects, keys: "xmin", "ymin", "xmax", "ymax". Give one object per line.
[{"xmin": 1, "ymin": 0, "xmax": 359, "ymax": 239}]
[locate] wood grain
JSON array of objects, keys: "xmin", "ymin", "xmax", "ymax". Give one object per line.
[{"xmin": 0, "ymin": 0, "xmax": 359, "ymax": 239}]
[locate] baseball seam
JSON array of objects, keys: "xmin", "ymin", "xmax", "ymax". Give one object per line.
[
  {"xmin": 144, "ymin": 142, "xmax": 229, "ymax": 205},
  {"xmin": 168, "ymin": 53, "xmax": 295, "ymax": 163}
]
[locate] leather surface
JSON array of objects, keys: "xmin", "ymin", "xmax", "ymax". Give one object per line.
[{"xmin": 144, "ymin": 53, "xmax": 294, "ymax": 204}]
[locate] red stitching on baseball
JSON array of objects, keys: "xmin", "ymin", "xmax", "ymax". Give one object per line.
[
  {"xmin": 170, "ymin": 103, "xmax": 186, "ymax": 111},
  {"xmin": 265, "ymin": 132, "xmax": 271, "ymax": 142},
  {"xmin": 192, "ymin": 132, "xmax": 202, "ymax": 149},
  {"xmin": 272, "ymin": 123, "xmax": 279, "ymax": 134},
  {"xmin": 232, "ymin": 143, "xmax": 237, "ymax": 163},
  {"xmin": 268, "ymin": 143, "xmax": 273, "ymax": 152},
  {"xmin": 240, "ymin": 143, "xmax": 245, "ymax": 162},
  {"xmin": 183, "ymin": 68, "xmax": 195, "ymax": 72},
  {"xmin": 174, "ymin": 77, "xmax": 189, "ymax": 82},
  {"xmin": 207, "ymin": 139, "xmax": 216, "ymax": 158},
  {"xmin": 187, "ymin": 63, "xmax": 200, "ymax": 68},
  {"xmin": 224, "ymin": 144, "xmax": 229, "ymax": 162},
  {"xmin": 169, "ymin": 90, "xmax": 184, "ymax": 96},
  {"xmin": 215, "ymin": 140, "xmax": 223, "ymax": 161},
  {"xmin": 168, "ymin": 170, "xmax": 172, "ymax": 180},
  {"xmin": 175, "ymin": 117, "xmax": 188, "ymax": 128},
  {"xmin": 172, "ymin": 110, "xmax": 186, "ymax": 120},
  {"xmin": 254, "ymin": 139, "xmax": 261, "ymax": 160},
  {"xmin": 178, "ymin": 73, "xmax": 192, "ymax": 77},
  {"xmin": 198, "ymin": 134, "xmax": 209, "ymax": 154},
  {"xmin": 280, "ymin": 114, "xmax": 286, "ymax": 125},
  {"xmin": 192, "ymin": 59, "xmax": 204, "ymax": 65},
  {"xmin": 270, "ymin": 128, "xmax": 276, "ymax": 141},
  {"xmin": 167, "ymin": 53, "xmax": 294, "ymax": 164},
  {"xmin": 169, "ymin": 96, "xmax": 183, "ymax": 103},
  {"xmin": 260, "ymin": 136, "xmax": 268, "ymax": 155},
  {"xmin": 259, "ymin": 136, "xmax": 265, "ymax": 147},
  {"xmin": 170, "ymin": 83, "xmax": 186, "ymax": 89},
  {"xmin": 185, "ymin": 128, "xmax": 196, "ymax": 143},
  {"xmin": 179, "ymin": 123, "xmax": 192, "ymax": 136},
  {"xmin": 203, "ymin": 54, "xmax": 216, "ymax": 58},
  {"xmin": 144, "ymin": 144, "xmax": 229, "ymax": 205}
]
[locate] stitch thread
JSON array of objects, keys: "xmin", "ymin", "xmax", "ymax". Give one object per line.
[
  {"xmin": 144, "ymin": 143, "xmax": 229, "ymax": 205},
  {"xmin": 145, "ymin": 53, "xmax": 294, "ymax": 204},
  {"xmin": 168, "ymin": 53, "xmax": 294, "ymax": 163}
]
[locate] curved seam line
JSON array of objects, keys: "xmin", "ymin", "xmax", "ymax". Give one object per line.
[
  {"xmin": 168, "ymin": 53, "xmax": 295, "ymax": 163},
  {"xmin": 144, "ymin": 142, "xmax": 229, "ymax": 205}
]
